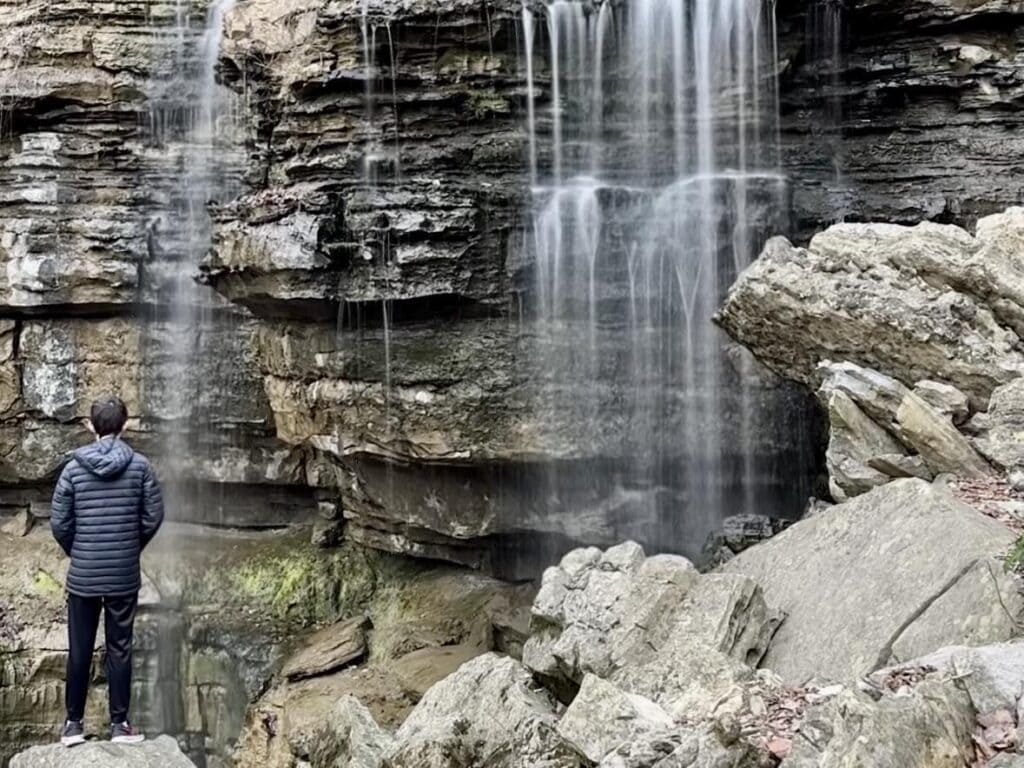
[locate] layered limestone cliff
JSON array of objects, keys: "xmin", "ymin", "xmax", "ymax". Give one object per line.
[
  {"xmin": 7, "ymin": 0, "xmax": 1024, "ymax": 568},
  {"xmin": 0, "ymin": 0, "xmax": 318, "ymax": 528},
  {"xmin": 780, "ymin": 0, "xmax": 1024, "ymax": 236}
]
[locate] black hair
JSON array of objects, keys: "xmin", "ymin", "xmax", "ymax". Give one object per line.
[{"xmin": 89, "ymin": 395, "xmax": 128, "ymax": 437}]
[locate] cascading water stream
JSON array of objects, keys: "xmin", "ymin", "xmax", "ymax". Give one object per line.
[
  {"xmin": 146, "ymin": 0, "xmax": 242, "ymax": 520},
  {"xmin": 523, "ymin": 0, "xmax": 811, "ymax": 558},
  {"xmin": 141, "ymin": 0, "xmax": 242, "ymax": 758}
]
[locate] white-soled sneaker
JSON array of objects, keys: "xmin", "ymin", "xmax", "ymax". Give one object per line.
[
  {"xmin": 61, "ymin": 720, "xmax": 86, "ymax": 747},
  {"xmin": 110, "ymin": 721, "xmax": 145, "ymax": 744}
]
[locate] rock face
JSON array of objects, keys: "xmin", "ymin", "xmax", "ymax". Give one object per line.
[
  {"xmin": 0, "ymin": 0, "xmax": 318, "ymax": 534},
  {"xmin": 780, "ymin": 1, "xmax": 1024, "ymax": 237},
  {"xmin": 8, "ymin": 0, "xmax": 1024, "ymax": 575},
  {"xmin": 724, "ymin": 479, "xmax": 1022, "ymax": 682},
  {"xmin": 188, "ymin": 0, "xmax": 821, "ymax": 570},
  {"xmin": 9, "ymin": 737, "xmax": 196, "ymax": 768}
]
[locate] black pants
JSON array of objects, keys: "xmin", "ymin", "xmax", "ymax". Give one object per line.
[{"xmin": 66, "ymin": 592, "xmax": 138, "ymax": 723}]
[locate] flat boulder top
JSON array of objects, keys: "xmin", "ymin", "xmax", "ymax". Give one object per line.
[
  {"xmin": 723, "ymin": 478, "xmax": 1021, "ymax": 683},
  {"xmin": 10, "ymin": 736, "xmax": 196, "ymax": 768}
]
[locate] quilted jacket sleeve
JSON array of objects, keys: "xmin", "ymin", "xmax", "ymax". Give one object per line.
[
  {"xmin": 50, "ymin": 463, "xmax": 76, "ymax": 556},
  {"xmin": 140, "ymin": 462, "xmax": 165, "ymax": 549}
]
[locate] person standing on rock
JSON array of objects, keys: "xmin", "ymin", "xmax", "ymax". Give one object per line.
[{"xmin": 50, "ymin": 395, "xmax": 165, "ymax": 747}]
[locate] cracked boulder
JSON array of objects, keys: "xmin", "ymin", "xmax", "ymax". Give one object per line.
[
  {"xmin": 522, "ymin": 542, "xmax": 778, "ymax": 719},
  {"xmin": 872, "ymin": 642, "xmax": 1024, "ymax": 717},
  {"xmin": 781, "ymin": 678, "xmax": 974, "ymax": 768},
  {"xmin": 817, "ymin": 361, "xmax": 993, "ymax": 499},
  {"xmin": 717, "ymin": 214, "xmax": 1024, "ymax": 409},
  {"xmin": 723, "ymin": 479, "xmax": 1022, "ymax": 682}
]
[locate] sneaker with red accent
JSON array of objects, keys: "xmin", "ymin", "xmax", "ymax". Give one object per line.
[
  {"xmin": 110, "ymin": 721, "xmax": 145, "ymax": 744},
  {"xmin": 60, "ymin": 720, "xmax": 86, "ymax": 747}
]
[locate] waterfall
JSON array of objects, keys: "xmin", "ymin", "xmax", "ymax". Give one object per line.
[
  {"xmin": 523, "ymin": 0, "xmax": 810, "ymax": 558},
  {"xmin": 140, "ymin": 0, "xmax": 242, "ymax": 757},
  {"xmin": 145, "ymin": 0, "xmax": 242, "ymax": 519}
]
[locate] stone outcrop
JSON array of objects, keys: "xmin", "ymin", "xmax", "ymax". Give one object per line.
[
  {"xmin": 724, "ymin": 479, "xmax": 1022, "ymax": 682},
  {"xmin": 9, "ymin": 737, "xmax": 197, "ymax": 768},
  {"xmin": 0, "ymin": 525, "xmax": 445, "ymax": 767}
]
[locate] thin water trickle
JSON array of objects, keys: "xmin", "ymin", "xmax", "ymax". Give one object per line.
[
  {"xmin": 523, "ymin": 0, "xmax": 806, "ymax": 558},
  {"xmin": 808, "ymin": 0, "xmax": 848, "ymax": 219}
]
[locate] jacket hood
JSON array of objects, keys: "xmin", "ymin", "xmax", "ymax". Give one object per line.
[{"xmin": 73, "ymin": 438, "xmax": 135, "ymax": 479}]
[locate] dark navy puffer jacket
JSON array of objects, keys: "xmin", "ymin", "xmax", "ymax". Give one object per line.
[{"xmin": 50, "ymin": 438, "xmax": 165, "ymax": 597}]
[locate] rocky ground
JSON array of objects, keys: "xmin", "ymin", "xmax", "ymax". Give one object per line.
[
  {"xmin": 0, "ymin": 521, "xmax": 531, "ymax": 767},
  {"xmin": 15, "ymin": 501, "xmax": 1020, "ymax": 768}
]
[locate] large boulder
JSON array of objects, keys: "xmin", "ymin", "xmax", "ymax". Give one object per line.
[
  {"xmin": 723, "ymin": 479, "xmax": 1022, "ymax": 682},
  {"xmin": 717, "ymin": 215, "xmax": 1024, "ymax": 409},
  {"xmin": 523, "ymin": 542, "xmax": 778, "ymax": 718},
  {"xmin": 385, "ymin": 653, "xmax": 581, "ymax": 768},
  {"xmin": 9, "ymin": 736, "xmax": 197, "ymax": 768}
]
